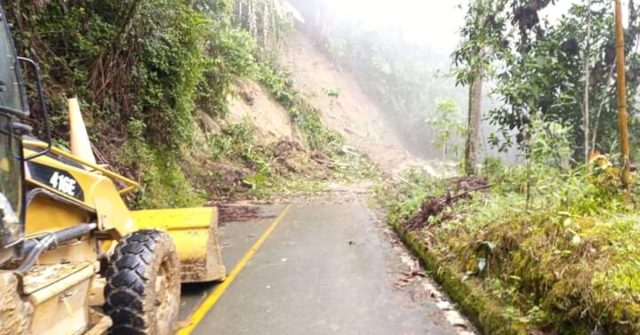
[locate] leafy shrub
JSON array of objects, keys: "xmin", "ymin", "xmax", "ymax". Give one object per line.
[
  {"xmin": 382, "ymin": 159, "xmax": 640, "ymax": 334},
  {"xmin": 2, "ymin": 0, "xmax": 261, "ymax": 207}
]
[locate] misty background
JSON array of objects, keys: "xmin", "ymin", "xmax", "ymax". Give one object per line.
[
  {"xmin": 285, "ymin": 0, "xmax": 501, "ymax": 164},
  {"xmin": 283, "ymin": 0, "xmax": 633, "ymax": 165}
]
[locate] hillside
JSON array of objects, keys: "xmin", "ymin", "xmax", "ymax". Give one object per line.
[
  {"xmin": 277, "ymin": 32, "xmax": 425, "ymax": 175},
  {"xmin": 225, "ymin": 79, "xmax": 300, "ymax": 142}
]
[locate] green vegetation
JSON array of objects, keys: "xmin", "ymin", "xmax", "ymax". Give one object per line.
[
  {"xmin": 378, "ymin": 119, "xmax": 640, "ymax": 334},
  {"xmin": 454, "ymin": 0, "xmax": 640, "ymax": 160},
  {"xmin": 188, "ymin": 117, "xmax": 376, "ymax": 200},
  {"xmin": 372, "ymin": 2, "xmax": 640, "ymax": 333},
  {"xmin": 2, "ymin": 0, "xmax": 254, "ymax": 207},
  {"xmin": 2, "ymin": 0, "xmax": 371, "ymax": 207},
  {"xmin": 425, "ymin": 99, "xmax": 466, "ymax": 164}
]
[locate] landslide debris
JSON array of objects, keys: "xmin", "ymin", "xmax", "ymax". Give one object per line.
[{"xmin": 404, "ymin": 177, "xmax": 489, "ymax": 231}]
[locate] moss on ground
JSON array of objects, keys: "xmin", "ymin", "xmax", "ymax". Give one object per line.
[
  {"xmin": 392, "ymin": 220, "xmax": 529, "ymax": 335},
  {"xmin": 378, "ymin": 165, "xmax": 640, "ymax": 335}
]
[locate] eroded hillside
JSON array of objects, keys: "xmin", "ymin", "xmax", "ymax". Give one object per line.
[{"xmin": 277, "ymin": 32, "xmax": 423, "ymax": 175}]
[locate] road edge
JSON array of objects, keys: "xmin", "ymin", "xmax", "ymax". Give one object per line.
[{"xmin": 390, "ymin": 220, "xmax": 530, "ymax": 335}]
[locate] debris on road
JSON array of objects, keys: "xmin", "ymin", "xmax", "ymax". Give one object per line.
[{"xmin": 216, "ymin": 204, "xmax": 276, "ymax": 225}]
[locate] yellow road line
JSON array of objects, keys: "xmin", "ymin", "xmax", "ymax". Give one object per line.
[{"xmin": 177, "ymin": 204, "xmax": 292, "ymax": 335}]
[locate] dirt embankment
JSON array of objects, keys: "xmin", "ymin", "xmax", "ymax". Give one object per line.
[
  {"xmin": 277, "ymin": 32, "xmax": 427, "ymax": 175},
  {"xmin": 208, "ymin": 32, "xmax": 435, "ymax": 178},
  {"xmin": 226, "ymin": 79, "xmax": 301, "ymax": 142},
  {"xmin": 197, "ymin": 79, "xmax": 300, "ymax": 144},
  {"xmin": 190, "ymin": 79, "xmax": 324, "ymax": 199}
]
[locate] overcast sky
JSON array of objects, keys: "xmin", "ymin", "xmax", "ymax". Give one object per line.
[{"xmin": 321, "ymin": 0, "xmax": 630, "ymax": 55}]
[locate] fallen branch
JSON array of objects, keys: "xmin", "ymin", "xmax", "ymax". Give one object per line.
[
  {"xmin": 446, "ymin": 184, "xmax": 493, "ymax": 203},
  {"xmin": 405, "ymin": 182, "xmax": 493, "ymax": 231}
]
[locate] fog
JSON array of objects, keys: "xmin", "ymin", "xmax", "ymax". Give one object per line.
[
  {"xmin": 288, "ymin": 0, "xmax": 630, "ymax": 165},
  {"xmin": 314, "ymin": 0, "xmax": 630, "ymax": 58},
  {"xmin": 321, "ymin": 0, "xmax": 466, "ymax": 54}
]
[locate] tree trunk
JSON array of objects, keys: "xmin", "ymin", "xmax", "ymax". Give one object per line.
[
  {"xmin": 615, "ymin": 0, "xmax": 632, "ymax": 193},
  {"xmin": 583, "ymin": 0, "xmax": 592, "ymax": 163},
  {"xmin": 465, "ymin": 63, "xmax": 484, "ymax": 176}
]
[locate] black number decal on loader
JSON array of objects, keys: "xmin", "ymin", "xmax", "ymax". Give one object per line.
[{"xmin": 26, "ymin": 162, "xmax": 85, "ymax": 201}]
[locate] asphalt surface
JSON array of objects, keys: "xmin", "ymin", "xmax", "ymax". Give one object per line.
[{"xmin": 178, "ymin": 203, "xmax": 459, "ymax": 335}]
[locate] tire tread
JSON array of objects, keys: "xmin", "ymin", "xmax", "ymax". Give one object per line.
[{"xmin": 104, "ymin": 230, "xmax": 178, "ymax": 335}]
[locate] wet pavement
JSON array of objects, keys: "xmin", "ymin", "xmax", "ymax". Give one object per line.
[{"xmin": 179, "ymin": 203, "xmax": 461, "ymax": 335}]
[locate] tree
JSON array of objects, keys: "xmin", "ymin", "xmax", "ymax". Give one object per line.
[
  {"xmin": 426, "ymin": 99, "xmax": 466, "ymax": 162},
  {"xmin": 614, "ymin": 0, "xmax": 632, "ymax": 192},
  {"xmin": 452, "ymin": 0, "xmax": 510, "ymax": 175},
  {"xmin": 234, "ymin": 0, "xmax": 297, "ymax": 48},
  {"xmin": 583, "ymin": 0, "xmax": 592, "ymax": 163},
  {"xmin": 466, "ymin": 52, "xmax": 484, "ymax": 176},
  {"xmin": 486, "ymin": 0, "xmax": 640, "ymax": 161}
]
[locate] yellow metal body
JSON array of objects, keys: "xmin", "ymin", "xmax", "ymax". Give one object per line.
[
  {"xmin": 133, "ymin": 208, "xmax": 225, "ymax": 282},
  {"xmin": 23, "ymin": 263, "xmax": 95, "ymax": 335},
  {"xmin": 24, "ymin": 141, "xmax": 136, "ymax": 239},
  {"xmin": 22, "ymin": 140, "xmax": 225, "ymax": 282}
]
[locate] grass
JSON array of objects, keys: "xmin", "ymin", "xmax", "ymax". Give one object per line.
[{"xmin": 377, "ymin": 162, "xmax": 640, "ymax": 335}]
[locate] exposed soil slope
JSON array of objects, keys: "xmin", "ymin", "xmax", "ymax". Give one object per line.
[
  {"xmin": 226, "ymin": 79, "xmax": 301, "ymax": 143},
  {"xmin": 277, "ymin": 32, "xmax": 425, "ymax": 175}
]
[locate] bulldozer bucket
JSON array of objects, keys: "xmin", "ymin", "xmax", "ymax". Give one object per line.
[{"xmin": 131, "ymin": 207, "xmax": 226, "ymax": 283}]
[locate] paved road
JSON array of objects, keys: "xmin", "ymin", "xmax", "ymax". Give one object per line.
[{"xmin": 178, "ymin": 203, "xmax": 459, "ymax": 335}]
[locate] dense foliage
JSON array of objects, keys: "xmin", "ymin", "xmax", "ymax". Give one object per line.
[
  {"xmin": 456, "ymin": 0, "xmax": 640, "ymax": 161},
  {"xmin": 3, "ymin": 0, "xmax": 370, "ymax": 206},
  {"xmin": 380, "ymin": 2, "xmax": 640, "ymax": 332},
  {"xmin": 378, "ymin": 123, "xmax": 640, "ymax": 333},
  {"xmin": 2, "ymin": 0, "xmax": 258, "ymax": 207}
]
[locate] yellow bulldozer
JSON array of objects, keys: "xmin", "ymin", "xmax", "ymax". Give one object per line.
[{"xmin": 0, "ymin": 5, "xmax": 225, "ymax": 335}]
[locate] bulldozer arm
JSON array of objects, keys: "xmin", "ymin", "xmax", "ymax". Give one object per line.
[{"xmin": 131, "ymin": 207, "xmax": 226, "ymax": 283}]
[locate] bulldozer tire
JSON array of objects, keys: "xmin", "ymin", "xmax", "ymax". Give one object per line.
[{"xmin": 104, "ymin": 230, "xmax": 181, "ymax": 335}]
